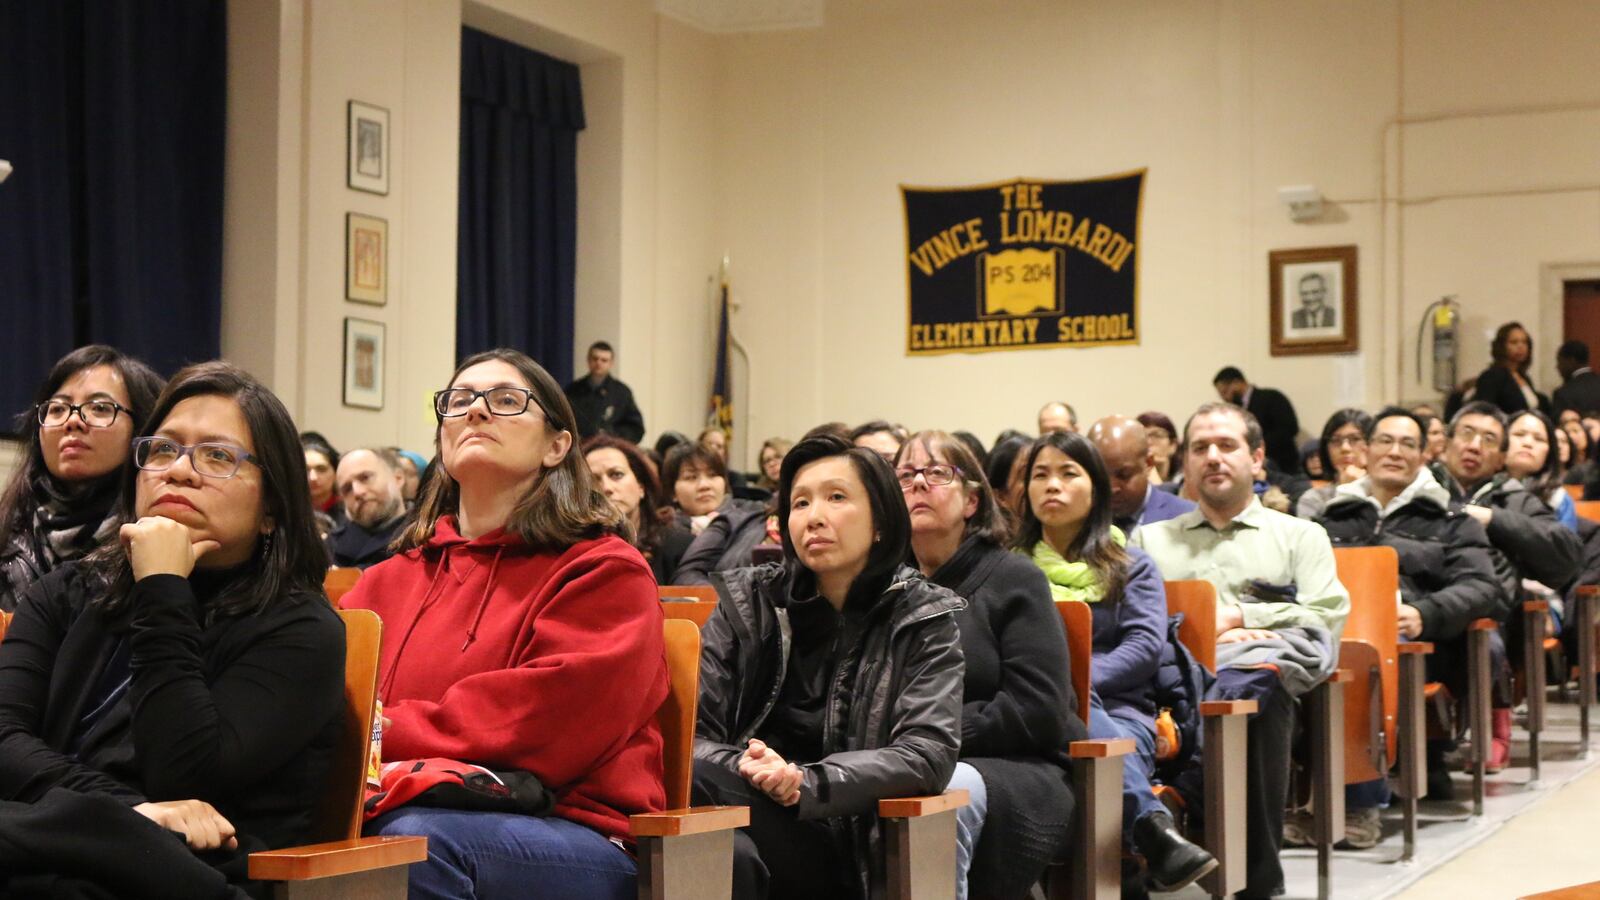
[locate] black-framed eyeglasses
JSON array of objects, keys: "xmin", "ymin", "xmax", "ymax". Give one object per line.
[
  {"xmin": 433, "ymin": 387, "xmax": 545, "ymax": 420},
  {"xmin": 37, "ymin": 399, "xmax": 132, "ymax": 428},
  {"xmin": 896, "ymin": 464, "xmax": 961, "ymax": 489},
  {"xmin": 132, "ymin": 437, "xmax": 261, "ymax": 480}
]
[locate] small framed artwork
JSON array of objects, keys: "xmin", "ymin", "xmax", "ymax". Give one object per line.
[
  {"xmin": 343, "ymin": 317, "xmax": 386, "ymax": 410},
  {"xmin": 347, "ymin": 100, "xmax": 390, "ymax": 194},
  {"xmin": 1269, "ymin": 244, "xmax": 1358, "ymax": 356},
  {"xmin": 345, "ymin": 213, "xmax": 387, "ymax": 304}
]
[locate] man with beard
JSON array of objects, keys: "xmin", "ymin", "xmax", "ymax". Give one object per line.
[
  {"xmin": 325, "ymin": 447, "xmax": 411, "ymax": 569},
  {"xmin": 1134, "ymin": 402, "xmax": 1348, "ymax": 900}
]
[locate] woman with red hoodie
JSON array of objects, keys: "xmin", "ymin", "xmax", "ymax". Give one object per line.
[{"xmin": 344, "ymin": 348, "xmax": 667, "ymax": 900}]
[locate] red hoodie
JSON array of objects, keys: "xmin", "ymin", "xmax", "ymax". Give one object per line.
[{"xmin": 341, "ymin": 517, "xmax": 667, "ymax": 842}]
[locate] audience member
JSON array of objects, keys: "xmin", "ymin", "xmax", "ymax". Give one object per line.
[
  {"xmin": 325, "ymin": 448, "xmax": 410, "ymax": 569},
  {"xmin": 754, "ymin": 438, "xmax": 793, "ymax": 492},
  {"xmin": 1559, "ymin": 413, "xmax": 1595, "ymax": 487},
  {"xmin": 1505, "ymin": 411, "xmax": 1576, "ymax": 530},
  {"xmin": 1419, "ymin": 412, "xmax": 1448, "ymax": 462},
  {"xmin": 691, "ymin": 436, "xmax": 963, "ymax": 900},
  {"xmin": 1086, "ymin": 415, "xmax": 1195, "ymax": 534},
  {"xmin": 1299, "ymin": 440, "xmax": 1324, "ymax": 480},
  {"xmin": 0, "ymin": 361, "xmax": 343, "ymax": 890},
  {"xmin": 1038, "ymin": 401, "xmax": 1077, "ymax": 434},
  {"xmin": 1017, "ymin": 431, "xmax": 1216, "ymax": 892},
  {"xmin": 993, "ymin": 427, "xmax": 1030, "ymax": 449},
  {"xmin": 392, "ymin": 448, "xmax": 428, "ymax": 502},
  {"xmin": 1137, "ymin": 411, "xmax": 1179, "ymax": 483},
  {"xmin": 1314, "ymin": 407, "xmax": 1500, "ymax": 798},
  {"xmin": 351, "ymin": 348, "xmax": 664, "ymax": 898},
  {"xmin": 1295, "ymin": 409, "xmax": 1372, "ymax": 520},
  {"xmin": 1553, "ymin": 339, "xmax": 1600, "ymax": 418},
  {"xmin": 300, "ymin": 432, "xmax": 343, "ymax": 529},
  {"xmin": 985, "ymin": 436, "xmax": 1033, "ymax": 524},
  {"xmin": 0, "ymin": 346, "xmax": 164, "ymax": 611},
  {"xmin": 804, "ymin": 421, "xmax": 853, "ymax": 442},
  {"xmin": 584, "ymin": 436, "xmax": 693, "ymax": 584},
  {"xmin": 1212, "ymin": 367, "xmax": 1301, "ymax": 475},
  {"xmin": 1134, "ymin": 402, "xmax": 1348, "ymax": 899},
  {"xmin": 662, "ymin": 443, "xmax": 744, "ymax": 535},
  {"xmin": 896, "ymin": 429, "xmax": 1085, "ymax": 899},
  {"xmin": 565, "ymin": 341, "xmax": 645, "ymax": 442},
  {"xmin": 1471, "ymin": 322, "xmax": 1550, "ymax": 416},
  {"xmin": 654, "ymin": 430, "xmax": 691, "ymax": 461},
  {"xmin": 951, "ymin": 430, "xmax": 989, "ymax": 469},
  {"xmin": 849, "ymin": 419, "xmax": 907, "ymax": 461}
]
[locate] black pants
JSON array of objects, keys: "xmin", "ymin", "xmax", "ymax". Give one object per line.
[
  {"xmin": 690, "ymin": 758, "xmax": 860, "ymax": 900},
  {"xmin": 1242, "ymin": 679, "xmax": 1296, "ymax": 900},
  {"xmin": 1427, "ymin": 628, "xmax": 1511, "ymax": 711}
]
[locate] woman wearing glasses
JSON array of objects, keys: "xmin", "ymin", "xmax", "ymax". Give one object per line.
[
  {"xmin": 896, "ymin": 430, "xmax": 1083, "ymax": 900},
  {"xmin": 345, "ymin": 349, "xmax": 665, "ymax": 900},
  {"xmin": 0, "ymin": 345, "xmax": 165, "ymax": 611},
  {"xmin": 0, "ymin": 361, "xmax": 343, "ymax": 890},
  {"xmin": 1294, "ymin": 409, "xmax": 1373, "ymax": 520}
]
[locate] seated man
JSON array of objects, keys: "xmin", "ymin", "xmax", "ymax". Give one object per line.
[
  {"xmin": 1087, "ymin": 414, "xmax": 1195, "ymax": 535},
  {"xmin": 1314, "ymin": 408, "xmax": 1501, "ymax": 826},
  {"xmin": 1134, "ymin": 402, "xmax": 1349, "ymax": 900},
  {"xmin": 325, "ymin": 447, "xmax": 411, "ymax": 569}
]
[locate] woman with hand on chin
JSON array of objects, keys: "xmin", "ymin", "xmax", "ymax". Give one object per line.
[
  {"xmin": 897, "ymin": 430, "xmax": 1083, "ymax": 900},
  {"xmin": 347, "ymin": 349, "xmax": 666, "ymax": 900},
  {"xmin": 1017, "ymin": 431, "xmax": 1216, "ymax": 893},
  {"xmin": 692, "ymin": 435, "xmax": 964, "ymax": 900},
  {"xmin": 0, "ymin": 362, "xmax": 343, "ymax": 895},
  {"xmin": 0, "ymin": 345, "xmax": 165, "ymax": 611}
]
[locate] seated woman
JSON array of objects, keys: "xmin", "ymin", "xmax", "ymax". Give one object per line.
[
  {"xmin": 349, "ymin": 349, "xmax": 666, "ymax": 900},
  {"xmin": 754, "ymin": 437, "xmax": 793, "ymax": 493},
  {"xmin": 0, "ymin": 361, "xmax": 343, "ymax": 893},
  {"xmin": 897, "ymin": 430, "xmax": 1084, "ymax": 900},
  {"xmin": 1507, "ymin": 411, "xmax": 1575, "ymax": 530},
  {"xmin": 584, "ymin": 435, "xmax": 693, "ymax": 583},
  {"xmin": 664, "ymin": 443, "xmax": 763, "ymax": 536},
  {"xmin": 1295, "ymin": 408, "xmax": 1372, "ymax": 520},
  {"xmin": 691, "ymin": 435, "xmax": 963, "ymax": 900},
  {"xmin": 300, "ymin": 432, "xmax": 344, "ymax": 532},
  {"xmin": 984, "ymin": 435, "xmax": 1033, "ymax": 523},
  {"xmin": 0, "ymin": 345, "xmax": 165, "ymax": 611},
  {"xmin": 1137, "ymin": 411, "xmax": 1179, "ymax": 484},
  {"xmin": 1016, "ymin": 431, "xmax": 1216, "ymax": 892}
]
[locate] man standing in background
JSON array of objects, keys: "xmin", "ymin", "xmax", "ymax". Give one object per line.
[
  {"xmin": 1213, "ymin": 366, "xmax": 1301, "ymax": 475},
  {"xmin": 566, "ymin": 341, "xmax": 645, "ymax": 442}
]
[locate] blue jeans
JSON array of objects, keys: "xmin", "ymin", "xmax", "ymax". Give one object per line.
[
  {"xmin": 1087, "ymin": 702, "xmax": 1165, "ymax": 840},
  {"xmin": 946, "ymin": 761, "xmax": 988, "ymax": 900},
  {"xmin": 366, "ymin": 808, "xmax": 636, "ymax": 900}
]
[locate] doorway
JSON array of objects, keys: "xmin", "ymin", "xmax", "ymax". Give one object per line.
[{"xmin": 1565, "ymin": 279, "xmax": 1600, "ymax": 362}]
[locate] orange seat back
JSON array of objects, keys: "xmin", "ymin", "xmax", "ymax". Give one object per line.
[
  {"xmin": 1576, "ymin": 501, "xmax": 1600, "ymax": 524},
  {"xmin": 660, "ymin": 585, "xmax": 719, "ymax": 627},
  {"xmin": 1565, "ymin": 484, "xmax": 1584, "ymax": 503},
  {"xmin": 0, "ymin": 610, "xmax": 10, "ymax": 643},
  {"xmin": 1053, "ymin": 600, "xmax": 1094, "ymax": 725},
  {"xmin": 1163, "ymin": 580, "xmax": 1217, "ymax": 672},
  {"xmin": 307, "ymin": 608, "xmax": 383, "ymax": 843},
  {"xmin": 659, "ymin": 619, "xmax": 701, "ymax": 810},
  {"xmin": 1333, "ymin": 546, "xmax": 1400, "ymax": 781},
  {"xmin": 324, "ymin": 567, "xmax": 363, "ymax": 605}
]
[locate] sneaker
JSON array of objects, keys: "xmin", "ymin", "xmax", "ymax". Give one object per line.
[
  {"xmin": 1281, "ymin": 809, "xmax": 1315, "ymax": 847},
  {"xmin": 1336, "ymin": 807, "xmax": 1381, "ymax": 850}
]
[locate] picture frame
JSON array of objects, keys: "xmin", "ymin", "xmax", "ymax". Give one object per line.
[
  {"xmin": 345, "ymin": 213, "xmax": 387, "ymax": 305},
  {"xmin": 347, "ymin": 100, "xmax": 390, "ymax": 195},
  {"xmin": 343, "ymin": 317, "xmax": 386, "ymax": 410},
  {"xmin": 1269, "ymin": 244, "xmax": 1358, "ymax": 356}
]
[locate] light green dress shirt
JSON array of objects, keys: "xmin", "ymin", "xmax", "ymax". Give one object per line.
[{"xmin": 1131, "ymin": 496, "xmax": 1349, "ymax": 642}]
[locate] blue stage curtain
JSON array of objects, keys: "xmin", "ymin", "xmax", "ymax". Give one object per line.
[
  {"xmin": 458, "ymin": 27, "xmax": 584, "ymax": 379},
  {"xmin": 0, "ymin": 0, "xmax": 225, "ymax": 430}
]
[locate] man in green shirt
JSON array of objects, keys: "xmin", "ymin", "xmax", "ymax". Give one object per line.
[{"xmin": 1134, "ymin": 402, "xmax": 1349, "ymax": 900}]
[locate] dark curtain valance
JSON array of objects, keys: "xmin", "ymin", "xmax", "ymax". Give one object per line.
[{"xmin": 460, "ymin": 28, "xmax": 585, "ymax": 131}]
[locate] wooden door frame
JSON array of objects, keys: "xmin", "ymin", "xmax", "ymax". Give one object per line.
[{"xmin": 1541, "ymin": 262, "xmax": 1600, "ymax": 389}]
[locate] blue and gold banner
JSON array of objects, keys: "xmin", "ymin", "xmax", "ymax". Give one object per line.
[{"xmin": 903, "ymin": 171, "xmax": 1143, "ymax": 355}]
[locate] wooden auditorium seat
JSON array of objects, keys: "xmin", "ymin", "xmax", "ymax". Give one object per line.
[
  {"xmin": 658, "ymin": 585, "xmax": 719, "ymax": 627},
  {"xmin": 324, "ymin": 566, "xmax": 363, "ymax": 605}
]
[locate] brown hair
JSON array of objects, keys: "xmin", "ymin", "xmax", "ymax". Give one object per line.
[
  {"xmin": 397, "ymin": 349, "xmax": 622, "ymax": 552},
  {"xmin": 660, "ymin": 443, "xmax": 729, "ymax": 509},
  {"xmin": 582, "ymin": 435, "xmax": 669, "ymax": 552},
  {"xmin": 896, "ymin": 429, "xmax": 1010, "ymax": 548}
]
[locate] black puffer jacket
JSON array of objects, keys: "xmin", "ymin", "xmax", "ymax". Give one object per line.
[
  {"xmin": 670, "ymin": 503, "xmax": 772, "ymax": 584},
  {"xmin": 695, "ymin": 562, "xmax": 964, "ymax": 899},
  {"xmin": 1316, "ymin": 477, "xmax": 1501, "ymax": 641},
  {"xmin": 1453, "ymin": 474, "xmax": 1584, "ymax": 610}
]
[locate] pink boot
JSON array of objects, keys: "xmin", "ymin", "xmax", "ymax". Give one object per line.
[{"xmin": 1486, "ymin": 708, "xmax": 1512, "ymax": 773}]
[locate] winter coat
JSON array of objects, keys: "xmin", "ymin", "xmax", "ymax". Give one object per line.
[
  {"xmin": 341, "ymin": 518, "xmax": 667, "ymax": 844},
  {"xmin": 696, "ymin": 562, "xmax": 964, "ymax": 899},
  {"xmin": 671, "ymin": 503, "xmax": 773, "ymax": 584},
  {"xmin": 1452, "ymin": 473, "xmax": 1583, "ymax": 611}
]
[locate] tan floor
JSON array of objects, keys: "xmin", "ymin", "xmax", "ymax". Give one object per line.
[{"xmin": 1394, "ymin": 764, "xmax": 1600, "ymax": 899}]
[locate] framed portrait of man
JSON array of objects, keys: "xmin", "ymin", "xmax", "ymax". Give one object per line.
[{"xmin": 1269, "ymin": 244, "xmax": 1358, "ymax": 355}]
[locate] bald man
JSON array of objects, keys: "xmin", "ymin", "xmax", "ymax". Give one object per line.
[
  {"xmin": 1038, "ymin": 401, "xmax": 1077, "ymax": 434},
  {"xmin": 1088, "ymin": 415, "xmax": 1196, "ymax": 534}
]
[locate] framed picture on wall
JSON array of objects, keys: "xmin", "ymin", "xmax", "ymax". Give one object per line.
[
  {"xmin": 343, "ymin": 317, "xmax": 385, "ymax": 410},
  {"xmin": 347, "ymin": 100, "xmax": 390, "ymax": 194},
  {"xmin": 1269, "ymin": 244, "xmax": 1358, "ymax": 356},
  {"xmin": 345, "ymin": 213, "xmax": 387, "ymax": 304}
]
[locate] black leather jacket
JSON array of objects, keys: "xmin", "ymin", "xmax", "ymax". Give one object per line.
[
  {"xmin": 695, "ymin": 562, "xmax": 964, "ymax": 898},
  {"xmin": 1453, "ymin": 473, "xmax": 1583, "ymax": 605}
]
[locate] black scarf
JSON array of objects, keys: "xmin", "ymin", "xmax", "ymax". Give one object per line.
[{"xmin": 0, "ymin": 472, "xmax": 122, "ymax": 610}]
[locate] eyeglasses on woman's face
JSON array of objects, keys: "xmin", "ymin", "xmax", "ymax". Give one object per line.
[
  {"xmin": 433, "ymin": 387, "xmax": 544, "ymax": 420},
  {"xmin": 896, "ymin": 464, "xmax": 960, "ymax": 489},
  {"xmin": 38, "ymin": 399, "xmax": 131, "ymax": 428},
  {"xmin": 132, "ymin": 436, "xmax": 261, "ymax": 480}
]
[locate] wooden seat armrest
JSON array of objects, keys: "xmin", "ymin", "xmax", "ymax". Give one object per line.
[
  {"xmin": 630, "ymin": 805, "xmax": 749, "ymax": 837},
  {"xmin": 1468, "ymin": 618, "xmax": 1497, "ymax": 631},
  {"xmin": 1200, "ymin": 700, "xmax": 1258, "ymax": 716},
  {"xmin": 1327, "ymin": 669, "xmax": 1353, "ymax": 683},
  {"xmin": 1398, "ymin": 642, "xmax": 1434, "ymax": 655},
  {"xmin": 878, "ymin": 789, "xmax": 968, "ymax": 818},
  {"xmin": 248, "ymin": 835, "xmax": 428, "ymax": 881},
  {"xmin": 1524, "ymin": 599, "xmax": 1550, "ymax": 613},
  {"xmin": 1068, "ymin": 738, "xmax": 1135, "ymax": 759},
  {"xmin": 1576, "ymin": 585, "xmax": 1600, "ymax": 598}
]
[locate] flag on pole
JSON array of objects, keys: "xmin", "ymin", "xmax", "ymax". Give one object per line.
[{"xmin": 708, "ymin": 274, "xmax": 733, "ymax": 438}]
